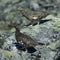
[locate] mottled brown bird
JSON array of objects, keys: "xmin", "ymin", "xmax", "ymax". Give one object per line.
[
  {"xmin": 12, "ymin": 23, "xmax": 45, "ymax": 47},
  {"xmin": 17, "ymin": 8, "xmax": 50, "ymax": 26}
]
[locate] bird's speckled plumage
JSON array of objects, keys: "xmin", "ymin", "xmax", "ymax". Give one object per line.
[
  {"xmin": 12, "ymin": 23, "xmax": 45, "ymax": 47},
  {"xmin": 17, "ymin": 8, "xmax": 50, "ymax": 26}
]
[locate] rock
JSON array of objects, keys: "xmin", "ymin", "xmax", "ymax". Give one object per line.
[
  {"xmin": 56, "ymin": 0, "xmax": 60, "ymax": 3},
  {"xmin": 0, "ymin": 0, "xmax": 60, "ymax": 60},
  {"xmin": 29, "ymin": 1, "xmax": 40, "ymax": 11},
  {"xmin": 56, "ymin": 40, "xmax": 60, "ymax": 49}
]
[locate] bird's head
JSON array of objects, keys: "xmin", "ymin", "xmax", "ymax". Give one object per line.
[
  {"xmin": 11, "ymin": 23, "xmax": 18, "ymax": 28},
  {"xmin": 8, "ymin": 22, "xmax": 20, "ymax": 31}
]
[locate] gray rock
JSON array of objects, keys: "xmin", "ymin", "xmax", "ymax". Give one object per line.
[{"xmin": 29, "ymin": 1, "xmax": 40, "ymax": 11}]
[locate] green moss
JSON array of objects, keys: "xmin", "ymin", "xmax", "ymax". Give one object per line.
[
  {"xmin": 45, "ymin": 15, "xmax": 54, "ymax": 19},
  {"xmin": 10, "ymin": 28, "xmax": 16, "ymax": 33},
  {"xmin": 3, "ymin": 50, "xmax": 12, "ymax": 57},
  {"xmin": 47, "ymin": 42, "xmax": 56, "ymax": 50}
]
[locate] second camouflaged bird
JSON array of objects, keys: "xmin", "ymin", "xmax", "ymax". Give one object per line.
[{"xmin": 11, "ymin": 23, "xmax": 45, "ymax": 53}]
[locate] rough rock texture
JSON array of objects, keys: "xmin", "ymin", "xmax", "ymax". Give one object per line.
[{"xmin": 0, "ymin": 0, "xmax": 60, "ymax": 60}]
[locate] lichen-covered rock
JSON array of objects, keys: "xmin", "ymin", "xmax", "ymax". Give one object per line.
[{"xmin": 0, "ymin": 0, "xmax": 60, "ymax": 60}]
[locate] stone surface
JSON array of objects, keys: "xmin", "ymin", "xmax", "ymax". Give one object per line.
[{"xmin": 0, "ymin": 0, "xmax": 60, "ymax": 60}]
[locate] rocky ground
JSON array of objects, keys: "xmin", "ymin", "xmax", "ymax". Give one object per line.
[{"xmin": 0, "ymin": 0, "xmax": 60, "ymax": 60}]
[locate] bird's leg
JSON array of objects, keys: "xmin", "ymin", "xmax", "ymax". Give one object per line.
[
  {"xmin": 32, "ymin": 22, "xmax": 37, "ymax": 26},
  {"xmin": 25, "ymin": 22, "xmax": 32, "ymax": 26},
  {"xmin": 31, "ymin": 21, "xmax": 37, "ymax": 26}
]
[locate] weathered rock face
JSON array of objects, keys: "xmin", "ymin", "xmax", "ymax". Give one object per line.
[{"xmin": 0, "ymin": 0, "xmax": 60, "ymax": 60}]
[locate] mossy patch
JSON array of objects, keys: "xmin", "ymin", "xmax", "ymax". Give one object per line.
[
  {"xmin": 3, "ymin": 50, "xmax": 12, "ymax": 57},
  {"xmin": 10, "ymin": 28, "xmax": 16, "ymax": 33},
  {"xmin": 47, "ymin": 42, "xmax": 56, "ymax": 50}
]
